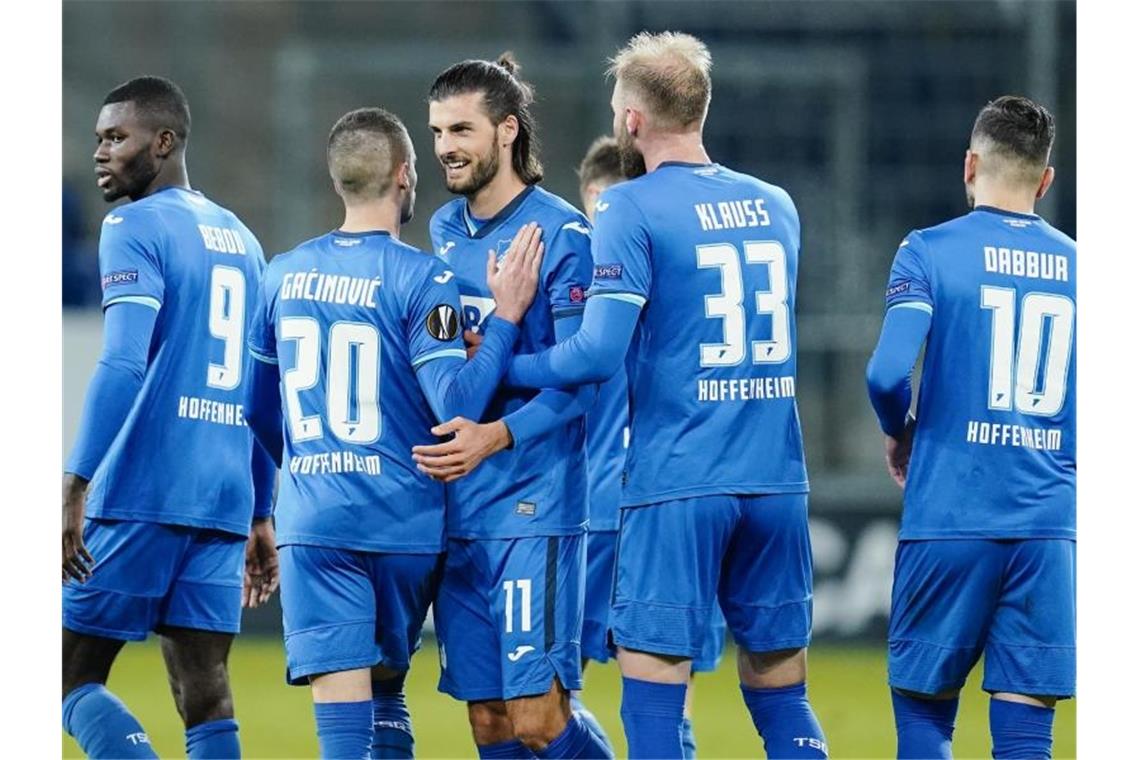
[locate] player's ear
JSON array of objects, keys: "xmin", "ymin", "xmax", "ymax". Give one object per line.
[
  {"xmin": 962, "ymin": 149, "xmax": 978, "ymax": 185},
  {"xmin": 154, "ymin": 128, "xmax": 177, "ymax": 159},
  {"xmin": 395, "ymin": 161, "xmax": 411, "ymax": 190},
  {"xmin": 498, "ymin": 114, "xmax": 519, "ymax": 150},
  {"xmin": 625, "ymin": 108, "xmax": 640, "ymax": 140},
  {"xmin": 1036, "ymin": 165, "xmax": 1055, "ymax": 200}
]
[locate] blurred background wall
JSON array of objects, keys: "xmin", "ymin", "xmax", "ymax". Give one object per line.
[{"xmin": 62, "ymin": 0, "xmax": 1076, "ymax": 641}]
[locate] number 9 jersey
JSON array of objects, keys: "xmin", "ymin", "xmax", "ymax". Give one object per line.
[
  {"xmin": 589, "ymin": 162, "xmax": 809, "ymax": 506},
  {"xmin": 885, "ymin": 207, "xmax": 1076, "ymax": 540},
  {"xmin": 84, "ymin": 187, "xmax": 266, "ymax": 536}
]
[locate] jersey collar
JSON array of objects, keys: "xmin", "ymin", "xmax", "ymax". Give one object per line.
[
  {"xmin": 973, "ymin": 205, "xmax": 1040, "ymax": 221},
  {"xmin": 331, "ymin": 229, "xmax": 392, "ymax": 238},
  {"xmin": 462, "ymin": 185, "xmax": 537, "ymax": 239}
]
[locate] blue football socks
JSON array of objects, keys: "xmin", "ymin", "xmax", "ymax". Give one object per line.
[
  {"xmin": 680, "ymin": 716, "xmax": 697, "ymax": 759},
  {"xmin": 619, "ymin": 677, "xmax": 687, "ymax": 759},
  {"xmin": 892, "ymin": 689, "xmax": 957, "ymax": 759},
  {"xmin": 371, "ymin": 675, "xmax": 414, "ymax": 758},
  {"xmin": 569, "ymin": 693, "xmax": 614, "ymax": 755},
  {"xmin": 63, "ymin": 683, "xmax": 158, "ymax": 759},
  {"xmin": 186, "ymin": 717, "xmax": 241, "ymax": 758},
  {"xmin": 741, "ymin": 682, "xmax": 828, "ymax": 758},
  {"xmin": 538, "ymin": 711, "xmax": 615, "ymax": 759},
  {"xmin": 990, "ymin": 698, "xmax": 1055, "ymax": 759},
  {"xmin": 314, "ymin": 700, "xmax": 372, "ymax": 759}
]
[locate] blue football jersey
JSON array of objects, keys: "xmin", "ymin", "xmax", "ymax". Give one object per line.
[
  {"xmin": 248, "ymin": 230, "xmax": 468, "ymax": 553},
  {"xmin": 884, "ymin": 206, "xmax": 1076, "ymax": 540},
  {"xmin": 84, "ymin": 187, "xmax": 266, "ymax": 536},
  {"xmin": 589, "ymin": 162, "xmax": 809, "ymax": 507},
  {"xmin": 585, "ymin": 367, "xmax": 628, "ymax": 532},
  {"xmin": 429, "ymin": 185, "xmax": 593, "ymax": 539}
]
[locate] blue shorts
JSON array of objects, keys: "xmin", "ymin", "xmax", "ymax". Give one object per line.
[
  {"xmin": 434, "ymin": 535, "xmax": 585, "ymax": 701},
  {"xmin": 63, "ymin": 519, "xmax": 244, "ymax": 641},
  {"xmin": 583, "ymin": 530, "xmax": 727, "ymax": 671},
  {"xmin": 279, "ymin": 545, "xmax": 442, "ymax": 685},
  {"xmin": 888, "ymin": 539, "xmax": 1075, "ymax": 698},
  {"xmin": 611, "ymin": 493, "xmax": 812, "ymax": 659}
]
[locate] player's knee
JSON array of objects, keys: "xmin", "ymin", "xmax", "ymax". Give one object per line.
[
  {"xmin": 512, "ymin": 708, "xmax": 567, "ymax": 752},
  {"xmin": 176, "ymin": 664, "xmax": 234, "ymax": 727},
  {"xmin": 738, "ymin": 646, "xmax": 807, "ymax": 688},
  {"xmin": 468, "ymin": 701, "xmax": 514, "ymax": 746},
  {"xmin": 62, "ymin": 630, "xmax": 122, "ymax": 698}
]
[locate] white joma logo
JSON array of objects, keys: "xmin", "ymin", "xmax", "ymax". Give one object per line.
[
  {"xmin": 561, "ymin": 221, "xmax": 590, "ymax": 235},
  {"xmin": 104, "ymin": 215, "xmax": 124, "ymax": 225},
  {"xmin": 507, "ymin": 645, "xmax": 535, "ymax": 662},
  {"xmin": 439, "ymin": 241, "xmax": 456, "ymax": 256}
]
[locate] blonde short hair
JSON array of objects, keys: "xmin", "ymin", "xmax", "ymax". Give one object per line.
[{"xmin": 607, "ymin": 31, "xmax": 712, "ymax": 130}]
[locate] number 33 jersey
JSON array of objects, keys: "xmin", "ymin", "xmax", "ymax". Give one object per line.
[
  {"xmin": 589, "ymin": 162, "xmax": 809, "ymax": 507},
  {"xmin": 885, "ymin": 207, "xmax": 1076, "ymax": 540},
  {"xmin": 85, "ymin": 187, "xmax": 266, "ymax": 536}
]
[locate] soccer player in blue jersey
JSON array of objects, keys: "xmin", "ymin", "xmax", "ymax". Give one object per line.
[
  {"xmin": 241, "ymin": 107, "xmax": 545, "ymax": 760},
  {"xmin": 413, "ymin": 55, "xmax": 612, "ymax": 760},
  {"xmin": 572, "ymin": 135, "xmax": 727, "ymax": 759},
  {"xmin": 866, "ymin": 96, "xmax": 1074, "ymax": 760},
  {"xmin": 503, "ymin": 33, "xmax": 830, "ymax": 758},
  {"xmin": 61, "ymin": 76, "xmax": 276, "ymax": 759}
]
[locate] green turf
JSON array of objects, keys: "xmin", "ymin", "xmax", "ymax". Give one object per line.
[{"xmin": 63, "ymin": 637, "xmax": 1074, "ymax": 758}]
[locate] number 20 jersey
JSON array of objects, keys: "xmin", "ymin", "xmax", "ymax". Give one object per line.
[
  {"xmin": 884, "ymin": 207, "xmax": 1076, "ymax": 540},
  {"xmin": 85, "ymin": 187, "xmax": 266, "ymax": 536},
  {"xmin": 248, "ymin": 231, "xmax": 467, "ymax": 553},
  {"xmin": 589, "ymin": 162, "xmax": 809, "ymax": 507}
]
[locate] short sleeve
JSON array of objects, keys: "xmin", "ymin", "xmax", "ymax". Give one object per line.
[
  {"xmin": 884, "ymin": 230, "xmax": 934, "ymax": 313},
  {"xmin": 588, "ymin": 187, "xmax": 652, "ymax": 308},
  {"xmin": 98, "ymin": 208, "xmax": 165, "ymax": 311},
  {"xmin": 247, "ymin": 272, "xmax": 278, "ymax": 364},
  {"xmin": 407, "ymin": 258, "xmax": 468, "ymax": 368},
  {"xmin": 543, "ymin": 215, "xmax": 594, "ymax": 318}
]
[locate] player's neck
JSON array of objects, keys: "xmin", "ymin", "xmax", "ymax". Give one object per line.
[
  {"xmin": 641, "ymin": 132, "xmax": 710, "ymax": 173},
  {"xmin": 971, "ymin": 180, "xmax": 1038, "ymax": 216},
  {"xmin": 136, "ymin": 164, "xmax": 190, "ymax": 201},
  {"xmin": 339, "ymin": 201, "xmax": 401, "ymax": 238},
  {"xmin": 466, "ymin": 170, "xmax": 528, "ymax": 220}
]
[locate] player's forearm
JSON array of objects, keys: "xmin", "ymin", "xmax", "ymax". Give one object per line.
[
  {"xmin": 250, "ymin": 437, "xmax": 277, "ymax": 519},
  {"xmin": 502, "ymin": 384, "xmax": 598, "ymax": 447},
  {"xmin": 866, "ymin": 306, "xmax": 932, "ymax": 437},
  {"xmin": 419, "ymin": 316, "xmax": 520, "ymax": 422},
  {"xmin": 243, "ymin": 359, "xmax": 284, "ymax": 468},
  {"xmin": 64, "ymin": 302, "xmax": 156, "ymax": 479},
  {"xmin": 65, "ymin": 359, "xmax": 146, "ymax": 479},
  {"xmin": 506, "ymin": 296, "xmax": 638, "ymax": 388}
]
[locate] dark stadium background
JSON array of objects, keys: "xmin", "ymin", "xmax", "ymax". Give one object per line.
[{"xmin": 62, "ymin": 2, "xmax": 1076, "ymax": 757}]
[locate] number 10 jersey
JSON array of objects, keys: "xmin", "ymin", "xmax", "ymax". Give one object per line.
[
  {"xmin": 884, "ymin": 207, "xmax": 1076, "ymax": 540},
  {"xmin": 588, "ymin": 162, "xmax": 809, "ymax": 507}
]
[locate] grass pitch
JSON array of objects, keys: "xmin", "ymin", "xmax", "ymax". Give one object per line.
[{"xmin": 64, "ymin": 637, "xmax": 1074, "ymax": 758}]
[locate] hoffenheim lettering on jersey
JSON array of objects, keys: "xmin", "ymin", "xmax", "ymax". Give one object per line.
[
  {"xmin": 589, "ymin": 162, "xmax": 809, "ymax": 506},
  {"xmin": 429, "ymin": 185, "xmax": 592, "ymax": 539},
  {"xmin": 884, "ymin": 206, "xmax": 1075, "ymax": 539},
  {"xmin": 248, "ymin": 229, "xmax": 464, "ymax": 553},
  {"xmin": 84, "ymin": 187, "xmax": 266, "ymax": 536}
]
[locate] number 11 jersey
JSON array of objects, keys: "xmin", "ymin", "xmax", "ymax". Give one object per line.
[{"xmin": 588, "ymin": 162, "xmax": 809, "ymax": 507}]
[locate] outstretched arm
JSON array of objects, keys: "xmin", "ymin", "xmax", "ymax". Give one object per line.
[{"xmin": 506, "ymin": 295, "xmax": 640, "ymax": 389}]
